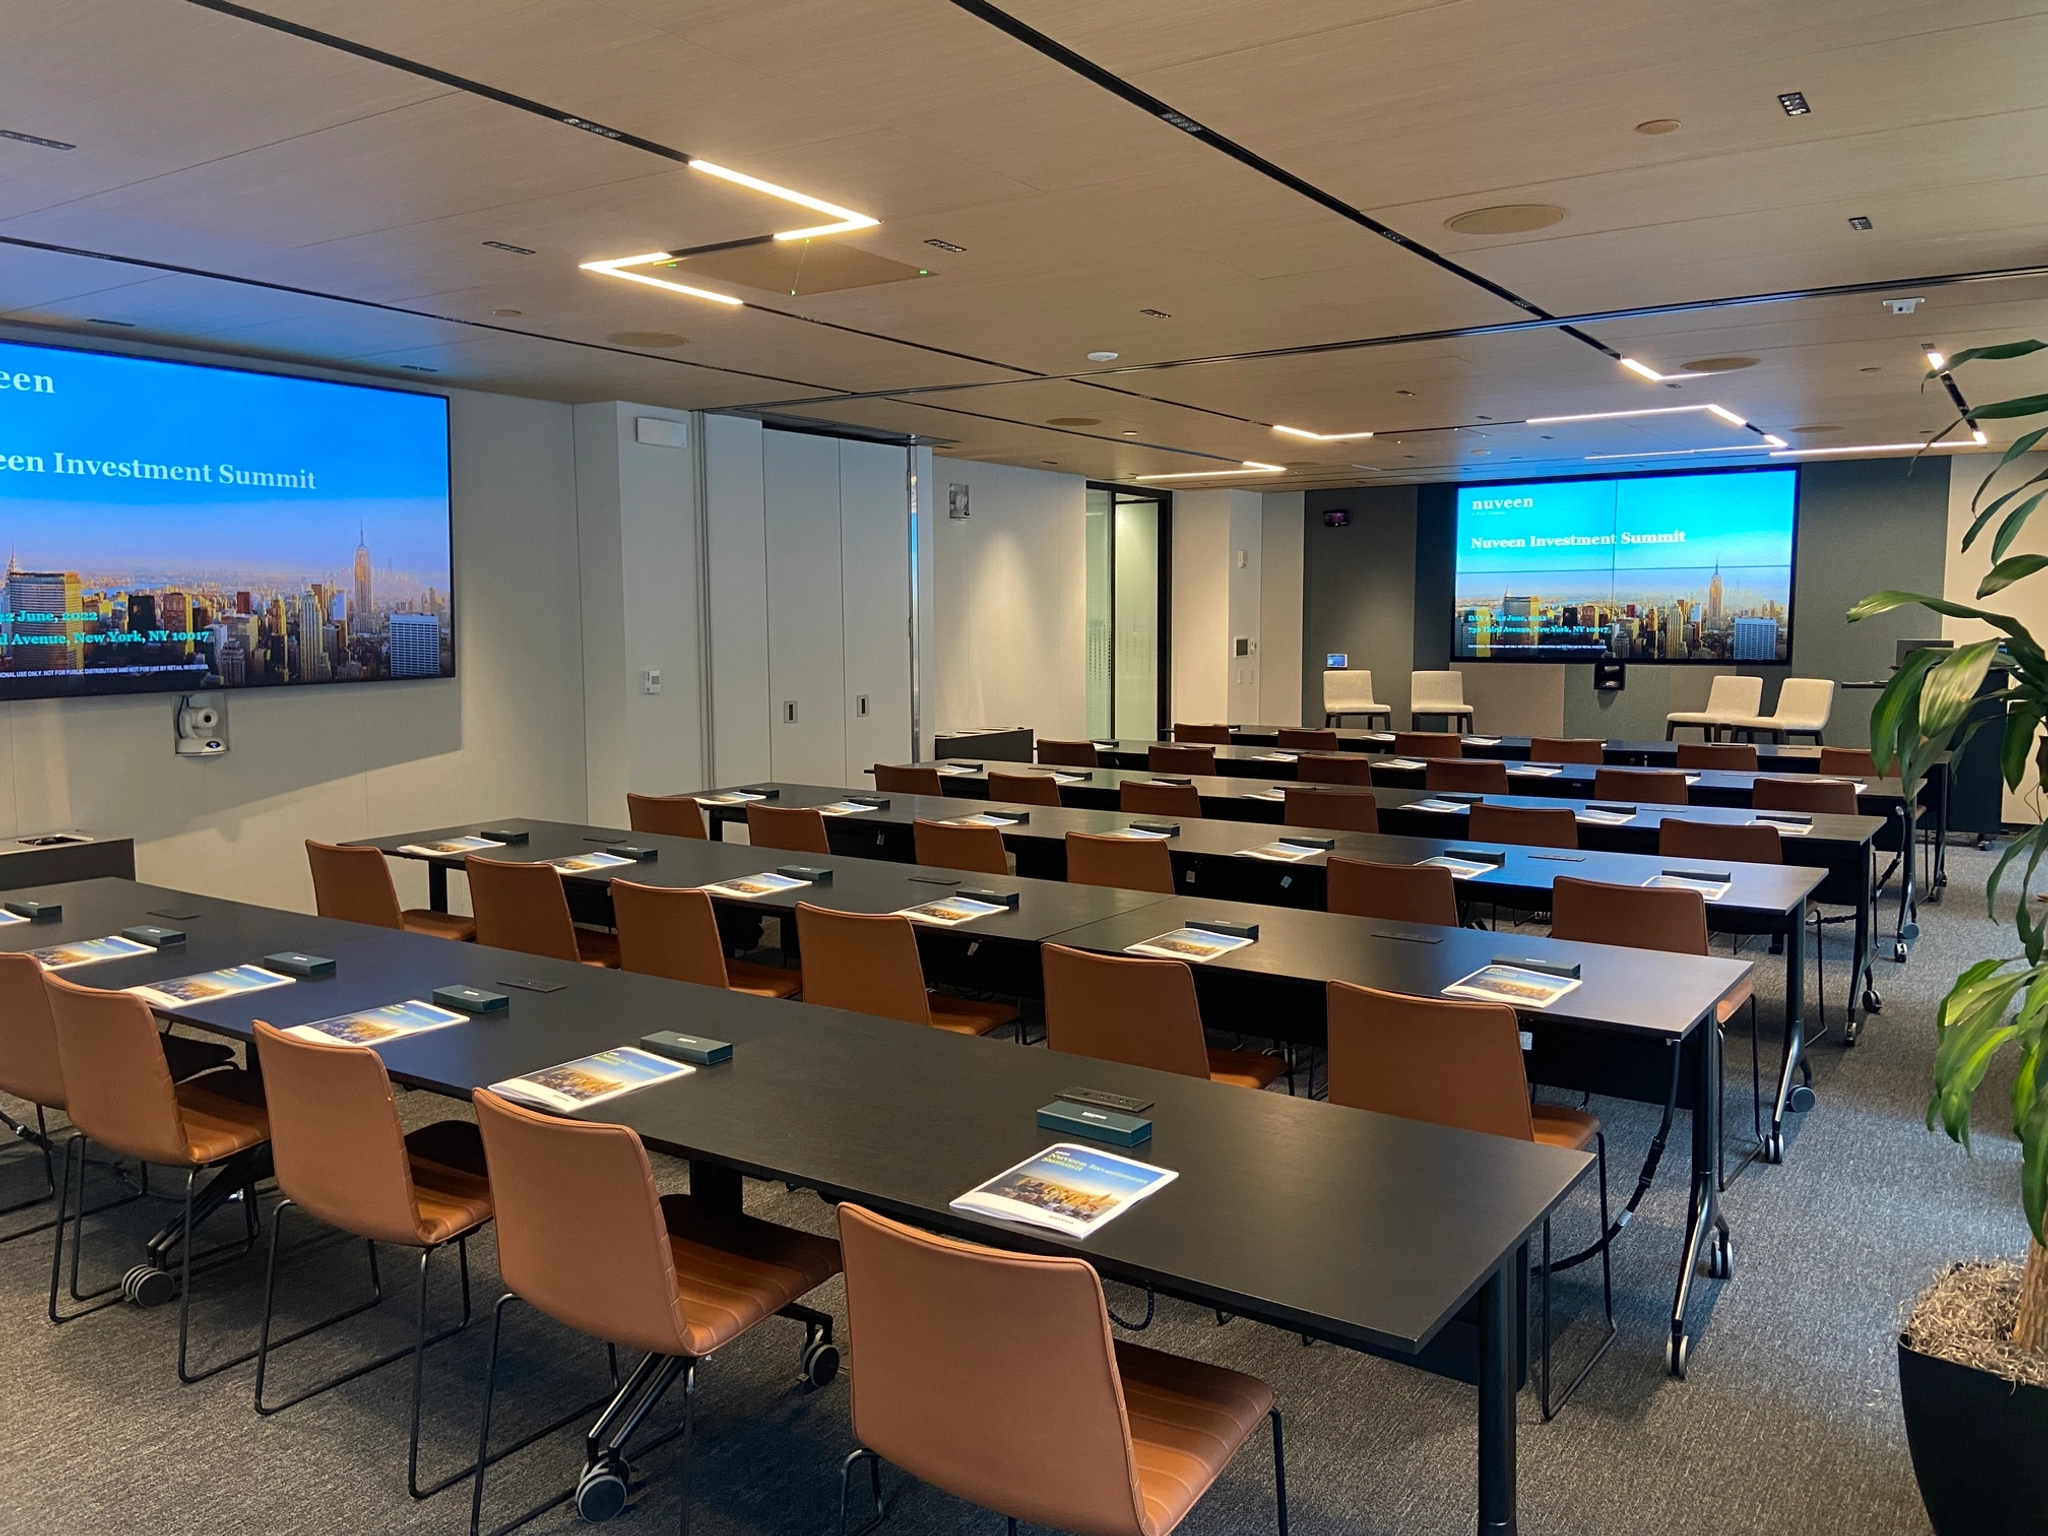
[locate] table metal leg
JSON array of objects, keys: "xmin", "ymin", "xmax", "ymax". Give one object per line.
[
  {"xmin": 1766, "ymin": 900, "xmax": 1811, "ymax": 1163},
  {"xmin": 1476, "ymin": 1258, "xmax": 1516, "ymax": 1535},
  {"xmin": 1892, "ymin": 800, "xmax": 1919, "ymax": 962},
  {"xmin": 688, "ymin": 1160, "xmax": 742, "ymax": 1211},
  {"xmin": 1849, "ymin": 847, "xmax": 1876, "ymax": 1041},
  {"xmin": 1929, "ymin": 770, "xmax": 1949, "ymax": 898},
  {"xmin": 1669, "ymin": 1019, "xmax": 1728, "ymax": 1378},
  {"xmin": 429, "ymin": 863, "xmax": 449, "ymax": 913}
]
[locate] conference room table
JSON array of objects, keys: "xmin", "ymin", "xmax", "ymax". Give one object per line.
[{"xmin": 1, "ymin": 877, "xmax": 1604, "ymax": 1534}]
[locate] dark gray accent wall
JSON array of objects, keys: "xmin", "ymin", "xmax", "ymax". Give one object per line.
[
  {"xmin": 1411, "ymin": 483, "xmax": 1456, "ymax": 671},
  {"xmin": 1302, "ymin": 485, "xmax": 1418, "ymax": 725}
]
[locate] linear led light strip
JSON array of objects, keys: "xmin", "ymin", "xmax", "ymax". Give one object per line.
[
  {"xmin": 1273, "ymin": 402, "xmax": 1786, "ymax": 449},
  {"xmin": 1772, "ymin": 431, "xmax": 1986, "ymax": 457},
  {"xmin": 1134, "ymin": 462, "xmax": 1286, "ymax": 481}
]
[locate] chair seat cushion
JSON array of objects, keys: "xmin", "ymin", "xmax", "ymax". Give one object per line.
[
  {"xmin": 162, "ymin": 1032, "xmax": 235, "ymax": 1083},
  {"xmin": 405, "ymin": 1120, "xmax": 494, "ymax": 1246},
  {"xmin": 1114, "ymin": 1339, "xmax": 1274, "ymax": 1536},
  {"xmin": 1205, "ymin": 1048, "xmax": 1286, "ymax": 1091},
  {"xmin": 727, "ymin": 959, "xmax": 802, "ymax": 999},
  {"xmin": 1665, "ymin": 710, "xmax": 1740, "ymax": 724},
  {"xmin": 659, "ymin": 1192, "xmax": 843, "ymax": 1357},
  {"xmin": 174, "ymin": 1069, "xmax": 270, "ymax": 1165},
  {"xmin": 574, "ymin": 928, "xmax": 622, "ymax": 968},
  {"xmin": 1532, "ymin": 1104, "xmax": 1601, "ymax": 1152},
  {"xmin": 927, "ymin": 993, "xmax": 1019, "ymax": 1036},
  {"xmin": 403, "ymin": 908, "xmax": 478, "ymax": 941},
  {"xmin": 1714, "ymin": 975, "xmax": 1756, "ymax": 1025}
]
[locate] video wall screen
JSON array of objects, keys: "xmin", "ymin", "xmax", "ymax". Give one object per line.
[
  {"xmin": 0, "ymin": 338, "xmax": 452, "ymax": 701},
  {"xmin": 1452, "ymin": 467, "xmax": 1797, "ymax": 663}
]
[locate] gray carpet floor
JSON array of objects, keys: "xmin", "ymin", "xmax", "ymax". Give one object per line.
[{"xmin": 0, "ymin": 843, "xmax": 2030, "ymax": 1536}]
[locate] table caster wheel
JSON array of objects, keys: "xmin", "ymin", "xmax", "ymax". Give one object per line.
[
  {"xmin": 122, "ymin": 1264, "xmax": 174, "ymax": 1307},
  {"xmin": 1706, "ymin": 1231, "xmax": 1732, "ymax": 1281},
  {"xmin": 1893, "ymin": 940, "xmax": 1909, "ymax": 963},
  {"xmin": 1863, "ymin": 988, "xmax": 1883, "ymax": 1015},
  {"xmin": 575, "ymin": 1456, "xmax": 632, "ymax": 1523},
  {"xmin": 1788, "ymin": 1084, "xmax": 1816, "ymax": 1114},
  {"xmin": 1666, "ymin": 1331, "xmax": 1689, "ymax": 1378},
  {"xmin": 1763, "ymin": 1130, "xmax": 1785, "ymax": 1164},
  {"xmin": 800, "ymin": 1337, "xmax": 840, "ymax": 1389}
]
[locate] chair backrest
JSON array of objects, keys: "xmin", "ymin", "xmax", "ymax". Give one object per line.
[
  {"xmin": 1324, "ymin": 858, "xmax": 1458, "ymax": 926},
  {"xmin": 1037, "ymin": 740, "xmax": 1100, "ymax": 768},
  {"xmin": 466, "ymin": 856, "xmax": 582, "ymax": 961},
  {"xmin": 836, "ymin": 1202, "xmax": 1149, "ymax": 1536},
  {"xmin": 1594, "ymin": 767, "xmax": 1689, "ymax": 805},
  {"xmin": 0, "ymin": 951, "xmax": 65, "ymax": 1108},
  {"xmin": 1147, "ymin": 743, "xmax": 1215, "ymax": 775},
  {"xmin": 1283, "ymin": 786, "xmax": 1378, "ymax": 833},
  {"xmin": 1324, "ymin": 983, "xmax": 1533, "ymax": 1140},
  {"xmin": 1065, "ymin": 832, "xmax": 1175, "ymax": 894},
  {"xmin": 913, "ymin": 819, "xmax": 1011, "ymax": 876},
  {"xmin": 1393, "ymin": 732, "xmax": 1464, "ymax": 758},
  {"xmin": 1468, "ymin": 803, "xmax": 1578, "ymax": 849},
  {"xmin": 611, "ymin": 880, "xmax": 731, "ymax": 988},
  {"xmin": 1771, "ymin": 677, "xmax": 1835, "ymax": 728},
  {"xmin": 874, "ymin": 764, "xmax": 945, "ymax": 796},
  {"xmin": 1703, "ymin": 674, "xmax": 1764, "ymax": 715},
  {"xmin": 793, "ymin": 904, "xmax": 933, "ymax": 1025},
  {"xmin": 1323, "ymin": 669, "xmax": 1381, "ymax": 712},
  {"xmin": 624, "ymin": 793, "xmax": 708, "ymax": 840},
  {"xmin": 1752, "ymin": 775, "xmax": 1857, "ymax": 814},
  {"xmin": 747, "ymin": 803, "xmax": 832, "ymax": 855},
  {"xmin": 1041, "ymin": 945, "xmax": 1210, "ymax": 1078},
  {"xmin": 1171, "ymin": 723, "xmax": 1233, "ymax": 746},
  {"xmin": 1410, "ymin": 670, "xmax": 1467, "ymax": 709},
  {"xmin": 1551, "ymin": 875, "xmax": 1708, "ymax": 956},
  {"xmin": 44, "ymin": 973, "xmax": 195, "ymax": 1165},
  {"xmin": 1659, "ymin": 818, "xmax": 1783, "ymax": 866},
  {"xmin": 1277, "ymin": 727, "xmax": 1338, "ymax": 750},
  {"xmin": 1426, "ymin": 758, "xmax": 1509, "ymax": 793},
  {"xmin": 252, "ymin": 1020, "xmax": 430, "ymax": 1246},
  {"xmin": 1529, "ymin": 737, "xmax": 1604, "ymax": 765},
  {"xmin": 1676, "ymin": 742, "xmax": 1757, "ymax": 770},
  {"xmin": 987, "ymin": 771, "xmax": 1064, "ymax": 807},
  {"xmin": 1298, "ymin": 752, "xmax": 1375, "ymax": 785},
  {"xmin": 306, "ymin": 840, "xmax": 405, "ymax": 928},
  {"xmin": 472, "ymin": 1089, "xmax": 689, "ymax": 1359},
  {"xmin": 1818, "ymin": 746, "xmax": 1877, "ymax": 777},
  {"xmin": 1119, "ymin": 780, "xmax": 1202, "ymax": 819}
]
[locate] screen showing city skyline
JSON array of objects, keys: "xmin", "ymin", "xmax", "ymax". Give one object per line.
[
  {"xmin": 1452, "ymin": 467, "xmax": 1797, "ymax": 664},
  {"xmin": 0, "ymin": 338, "xmax": 451, "ymax": 700}
]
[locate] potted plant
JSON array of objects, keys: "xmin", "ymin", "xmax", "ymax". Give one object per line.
[{"xmin": 1850, "ymin": 338, "xmax": 2048, "ymax": 1535}]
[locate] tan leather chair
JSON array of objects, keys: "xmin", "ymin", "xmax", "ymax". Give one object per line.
[
  {"xmin": 1676, "ymin": 742, "xmax": 1758, "ymax": 771},
  {"xmin": 746, "ymin": 803, "xmax": 832, "ymax": 855},
  {"xmin": 1818, "ymin": 746, "xmax": 1877, "ymax": 777},
  {"xmin": 1530, "ymin": 737, "xmax": 1604, "ymax": 765},
  {"xmin": 1324, "ymin": 857, "xmax": 1459, "ymax": 926},
  {"xmin": 1148, "ymin": 743, "xmax": 1215, "ymax": 775},
  {"xmin": 306, "ymin": 840, "xmax": 476, "ymax": 941},
  {"xmin": 1660, "ymin": 819, "xmax": 1783, "ymax": 866},
  {"xmin": 1593, "ymin": 767, "xmax": 1689, "ymax": 805},
  {"xmin": 912, "ymin": 818, "xmax": 1011, "ymax": 877},
  {"xmin": 835, "ymin": 1202, "xmax": 1287, "ymax": 1536},
  {"xmin": 1427, "ymin": 758, "xmax": 1509, "ymax": 793},
  {"xmin": 1283, "ymin": 786, "xmax": 1377, "ymax": 833},
  {"xmin": 250, "ymin": 1021, "xmax": 492, "ymax": 1496},
  {"xmin": 1042, "ymin": 944, "xmax": 1288, "ymax": 1091},
  {"xmin": 1066, "ymin": 831, "xmax": 1176, "ymax": 895},
  {"xmin": 1325, "ymin": 982, "xmax": 1610, "ymax": 1418},
  {"xmin": 1172, "ymin": 723, "xmax": 1233, "ymax": 746},
  {"xmin": 1469, "ymin": 803, "xmax": 1577, "ymax": 849},
  {"xmin": 1037, "ymin": 740, "xmax": 1100, "ymax": 768},
  {"xmin": 1753, "ymin": 775, "xmax": 1857, "ymax": 814},
  {"xmin": 44, "ymin": 973, "xmax": 269, "ymax": 1379},
  {"xmin": 874, "ymin": 764, "xmax": 945, "ymax": 796},
  {"xmin": 1276, "ymin": 727, "xmax": 1338, "ymax": 750},
  {"xmin": 624, "ymin": 793, "xmax": 708, "ymax": 840},
  {"xmin": 1393, "ymin": 732, "xmax": 1463, "ymax": 759},
  {"xmin": 470, "ymin": 1090, "xmax": 842, "ymax": 1533},
  {"xmin": 1121, "ymin": 780, "xmax": 1202, "ymax": 819},
  {"xmin": 988, "ymin": 771, "xmax": 1064, "ymax": 806},
  {"xmin": 465, "ymin": 857, "xmax": 619, "ymax": 967},
  {"xmin": 611, "ymin": 880, "xmax": 800, "ymax": 999},
  {"xmin": 1299, "ymin": 752, "xmax": 1375, "ymax": 786},
  {"xmin": 795, "ymin": 903, "xmax": 1019, "ymax": 1037}
]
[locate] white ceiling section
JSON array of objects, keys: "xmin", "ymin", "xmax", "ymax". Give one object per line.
[{"xmin": 5, "ymin": 0, "xmax": 2047, "ymax": 485}]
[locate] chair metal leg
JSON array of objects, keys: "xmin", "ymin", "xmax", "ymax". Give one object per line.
[
  {"xmin": 47, "ymin": 1134, "xmax": 131, "ymax": 1323},
  {"xmin": 1540, "ymin": 1133, "xmax": 1618, "ymax": 1420},
  {"xmin": 675, "ymin": 1361, "xmax": 697, "ymax": 1536},
  {"xmin": 179, "ymin": 1165, "xmax": 269, "ymax": 1383},
  {"xmin": 253, "ymin": 1200, "xmax": 398, "ymax": 1413},
  {"xmin": 1270, "ymin": 1406, "xmax": 1290, "ymax": 1536},
  {"xmin": 838, "ymin": 1448, "xmax": 885, "ymax": 1536}
]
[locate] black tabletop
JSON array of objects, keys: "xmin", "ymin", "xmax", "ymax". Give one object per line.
[{"xmin": 1368, "ymin": 785, "xmax": 1883, "ymax": 850}]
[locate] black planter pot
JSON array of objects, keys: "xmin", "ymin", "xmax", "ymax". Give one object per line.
[{"xmin": 1898, "ymin": 1335, "xmax": 2048, "ymax": 1535}]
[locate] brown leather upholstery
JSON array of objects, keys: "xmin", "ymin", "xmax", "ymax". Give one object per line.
[
  {"xmin": 1551, "ymin": 874, "xmax": 1754, "ymax": 1024},
  {"xmin": 1660, "ymin": 819, "xmax": 1782, "ymax": 865},
  {"xmin": 1121, "ymin": 780, "xmax": 1202, "ymax": 819},
  {"xmin": 46, "ymin": 973, "xmax": 268, "ymax": 1167},
  {"xmin": 0, "ymin": 953, "xmax": 229, "ymax": 1109},
  {"xmin": 1469, "ymin": 803, "xmax": 1578, "ymax": 849},
  {"xmin": 1818, "ymin": 747, "xmax": 1877, "ymax": 777},
  {"xmin": 1530, "ymin": 737, "xmax": 1604, "ymax": 764},
  {"xmin": 746, "ymin": 803, "xmax": 832, "ymax": 855},
  {"xmin": 1038, "ymin": 740, "xmax": 1100, "ymax": 768},
  {"xmin": 1594, "ymin": 767, "xmax": 1689, "ymax": 805},
  {"xmin": 1676, "ymin": 742, "xmax": 1758, "ymax": 770},
  {"xmin": 1067, "ymin": 832, "xmax": 1175, "ymax": 895},
  {"xmin": 1041, "ymin": 945, "xmax": 1284, "ymax": 1090},
  {"xmin": 465, "ymin": 856, "xmax": 619, "ymax": 967},
  {"xmin": 837, "ymin": 1202, "xmax": 1273, "ymax": 1536},
  {"xmin": 1325, "ymin": 857, "xmax": 1459, "ymax": 926},
  {"xmin": 252, "ymin": 1021, "xmax": 491, "ymax": 1247},
  {"xmin": 306, "ymin": 839, "xmax": 476, "ymax": 941},
  {"xmin": 988, "ymin": 771, "xmax": 1064, "ymax": 806},
  {"xmin": 913, "ymin": 818, "xmax": 1011, "ymax": 877},
  {"xmin": 625, "ymin": 793, "xmax": 709, "ymax": 840},
  {"xmin": 611, "ymin": 880, "xmax": 800, "ymax": 999},
  {"xmin": 1148, "ymin": 744, "xmax": 1215, "ymax": 775},
  {"xmin": 874, "ymin": 764, "xmax": 945, "ymax": 796},
  {"xmin": 1754, "ymin": 775, "xmax": 1857, "ymax": 814},
  {"xmin": 1298, "ymin": 753, "xmax": 1374, "ymax": 786},
  {"xmin": 1276, "ymin": 728, "xmax": 1338, "ymax": 750},
  {"xmin": 794, "ymin": 903, "xmax": 1017, "ymax": 1035},
  {"xmin": 473, "ymin": 1089, "xmax": 840, "ymax": 1360},
  {"xmin": 1427, "ymin": 758, "xmax": 1509, "ymax": 793},
  {"xmin": 1282, "ymin": 786, "xmax": 1377, "ymax": 833},
  {"xmin": 1171, "ymin": 723, "xmax": 1232, "ymax": 746},
  {"xmin": 1394, "ymin": 732, "xmax": 1463, "ymax": 758}
]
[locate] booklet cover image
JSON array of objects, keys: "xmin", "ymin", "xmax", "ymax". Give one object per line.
[
  {"xmin": 950, "ymin": 1143, "xmax": 1178, "ymax": 1238},
  {"xmin": 128, "ymin": 964, "xmax": 294, "ymax": 1009},
  {"xmin": 287, "ymin": 1000, "xmax": 467, "ymax": 1046},
  {"xmin": 29, "ymin": 935, "xmax": 153, "ymax": 971},
  {"xmin": 490, "ymin": 1046, "xmax": 692, "ymax": 1113}
]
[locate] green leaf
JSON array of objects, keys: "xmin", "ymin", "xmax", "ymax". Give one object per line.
[
  {"xmin": 1981, "ymin": 550, "xmax": 2048, "ymax": 597},
  {"xmin": 2018, "ymin": 1041, "xmax": 2048, "ymax": 1244},
  {"xmin": 1864, "ymin": 646, "xmax": 1947, "ymax": 774},
  {"xmin": 1920, "ymin": 641, "xmax": 2000, "ymax": 743},
  {"xmin": 1967, "ymin": 434, "xmax": 2048, "ymax": 528},
  {"xmin": 1990, "ymin": 493, "xmax": 2048, "ymax": 567},
  {"xmin": 2002, "ymin": 702, "xmax": 2043, "ymax": 790},
  {"xmin": 1971, "ymin": 393, "xmax": 2048, "ymax": 421},
  {"xmin": 1945, "ymin": 340, "xmax": 2048, "ymax": 369}
]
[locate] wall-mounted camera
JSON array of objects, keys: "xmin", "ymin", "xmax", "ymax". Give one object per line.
[{"xmin": 174, "ymin": 695, "xmax": 227, "ymax": 757}]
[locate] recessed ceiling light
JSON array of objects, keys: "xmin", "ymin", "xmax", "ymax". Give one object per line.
[
  {"xmin": 1682, "ymin": 356, "xmax": 1760, "ymax": 373},
  {"xmin": 0, "ymin": 129, "xmax": 75, "ymax": 150},
  {"xmin": 924, "ymin": 238, "xmax": 967, "ymax": 252},
  {"xmin": 1444, "ymin": 204, "xmax": 1565, "ymax": 235},
  {"xmin": 1848, "ymin": 215, "xmax": 1874, "ymax": 231},
  {"xmin": 1140, "ymin": 308, "xmax": 1171, "ymax": 319},
  {"xmin": 607, "ymin": 331, "xmax": 689, "ymax": 348},
  {"xmin": 85, "ymin": 318, "xmax": 135, "ymax": 327},
  {"xmin": 1121, "ymin": 429, "xmax": 1139, "ymax": 436},
  {"xmin": 482, "ymin": 240, "xmax": 536, "ymax": 255},
  {"xmin": 1635, "ymin": 119, "xmax": 1681, "ymax": 135},
  {"xmin": 1046, "ymin": 417, "xmax": 1100, "ymax": 426},
  {"xmin": 1086, "ymin": 351, "xmax": 1118, "ymax": 362},
  {"xmin": 493, "ymin": 308, "xmax": 523, "ymax": 317},
  {"xmin": 1924, "ymin": 348, "xmax": 1947, "ymax": 371},
  {"xmin": 1778, "ymin": 91, "xmax": 1811, "ymax": 116}
]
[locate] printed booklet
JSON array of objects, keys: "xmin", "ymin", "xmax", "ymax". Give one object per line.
[
  {"xmin": 1419, "ymin": 854, "xmax": 1498, "ymax": 879},
  {"xmin": 1125, "ymin": 928, "xmax": 1254, "ymax": 963},
  {"xmin": 1108, "ymin": 825, "xmax": 1174, "ymax": 840},
  {"xmin": 1751, "ymin": 814, "xmax": 1812, "ymax": 836},
  {"xmin": 398, "ymin": 834, "xmax": 505, "ymax": 858},
  {"xmin": 896, "ymin": 896, "xmax": 1007, "ymax": 927},
  {"xmin": 1241, "ymin": 841, "xmax": 1316, "ymax": 862},
  {"xmin": 0, "ymin": 909, "xmax": 25, "ymax": 926},
  {"xmin": 694, "ymin": 791, "xmax": 766, "ymax": 806},
  {"xmin": 946, "ymin": 813, "xmax": 1022, "ymax": 828},
  {"xmin": 950, "ymin": 1143, "xmax": 1178, "ymax": 1238},
  {"xmin": 287, "ymin": 1000, "xmax": 467, "ymax": 1046},
  {"xmin": 1052, "ymin": 771, "xmax": 1091, "ymax": 784},
  {"xmin": 818, "ymin": 800, "xmax": 880, "ymax": 815},
  {"xmin": 1254, "ymin": 751, "xmax": 1297, "ymax": 763},
  {"xmin": 1575, "ymin": 807, "xmax": 1635, "ymax": 825},
  {"xmin": 551, "ymin": 851, "xmax": 634, "ymax": 873},
  {"xmin": 1646, "ymin": 872, "xmax": 1732, "ymax": 900},
  {"xmin": 699, "ymin": 871, "xmax": 811, "ymax": 900},
  {"xmin": 1378, "ymin": 757, "xmax": 1425, "ymax": 771},
  {"xmin": 1408, "ymin": 798, "xmax": 1470, "ymax": 814},
  {"xmin": 489, "ymin": 1046, "xmax": 693, "ymax": 1113},
  {"xmin": 1443, "ymin": 964, "xmax": 1582, "ymax": 1009},
  {"xmin": 1509, "ymin": 765, "xmax": 1563, "ymax": 778},
  {"xmin": 30, "ymin": 935, "xmax": 153, "ymax": 971},
  {"xmin": 128, "ymin": 964, "xmax": 295, "ymax": 1010}
]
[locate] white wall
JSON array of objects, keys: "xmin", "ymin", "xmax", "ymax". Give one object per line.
[
  {"xmin": 701, "ymin": 414, "xmax": 773, "ymax": 785},
  {"xmin": 1259, "ymin": 492, "xmax": 1304, "ymax": 727},
  {"xmin": 1173, "ymin": 489, "xmax": 1267, "ymax": 726}
]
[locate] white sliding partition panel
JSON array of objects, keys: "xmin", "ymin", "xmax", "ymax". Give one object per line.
[{"xmin": 763, "ymin": 431, "xmax": 848, "ymax": 785}]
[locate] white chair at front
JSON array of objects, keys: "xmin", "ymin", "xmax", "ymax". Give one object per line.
[
  {"xmin": 1665, "ymin": 674, "xmax": 1763, "ymax": 741},
  {"xmin": 1728, "ymin": 677, "xmax": 1836, "ymax": 745},
  {"xmin": 1409, "ymin": 670, "xmax": 1474, "ymax": 732},
  {"xmin": 1323, "ymin": 669, "xmax": 1392, "ymax": 728}
]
